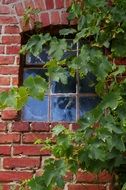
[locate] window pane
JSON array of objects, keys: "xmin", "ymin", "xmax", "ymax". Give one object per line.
[
  {"xmin": 79, "ymin": 73, "xmax": 97, "ymax": 93},
  {"xmin": 51, "ymin": 96, "xmax": 76, "ymax": 122},
  {"xmin": 26, "ymin": 47, "xmax": 50, "ymax": 65},
  {"xmin": 22, "ymin": 96, "xmax": 48, "ymax": 121},
  {"xmin": 79, "ymin": 96, "xmax": 100, "ymax": 117},
  {"xmin": 51, "ymin": 74, "xmax": 76, "ymax": 93},
  {"xmin": 23, "ymin": 68, "xmax": 47, "ymax": 80},
  {"xmin": 62, "ymin": 39, "xmax": 77, "ymax": 59}
]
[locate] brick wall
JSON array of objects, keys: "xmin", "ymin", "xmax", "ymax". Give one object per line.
[{"xmin": 0, "ymin": 0, "xmax": 113, "ymax": 189}]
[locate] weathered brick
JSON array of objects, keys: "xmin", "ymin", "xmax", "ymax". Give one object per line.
[
  {"xmin": 15, "ymin": 2, "xmax": 24, "ymax": 16},
  {"xmin": 45, "ymin": 0, "xmax": 54, "ymax": 9},
  {"xmin": 61, "ymin": 11, "xmax": 69, "ymax": 24},
  {"xmin": 0, "ymin": 45, "xmax": 5, "ymax": 54},
  {"xmin": 0, "ymin": 16, "xmax": 17, "ymax": 24},
  {"xmin": 4, "ymin": 25, "xmax": 20, "ymax": 34},
  {"xmin": 34, "ymin": 0, "xmax": 46, "ymax": 10},
  {"xmin": 0, "ymin": 134, "xmax": 20, "ymax": 143},
  {"xmin": 0, "ymin": 171, "xmax": 32, "ymax": 182},
  {"xmin": 51, "ymin": 11, "xmax": 60, "ymax": 25},
  {"xmin": 6, "ymin": 45, "xmax": 20, "ymax": 54},
  {"xmin": 0, "ymin": 122, "xmax": 7, "ymax": 131},
  {"xmin": 12, "ymin": 122, "xmax": 30, "ymax": 132},
  {"xmin": 13, "ymin": 145, "xmax": 50, "ymax": 156},
  {"xmin": 0, "ymin": 6, "xmax": 10, "ymax": 14},
  {"xmin": 22, "ymin": 133, "xmax": 51, "ymax": 143},
  {"xmin": 68, "ymin": 184, "xmax": 106, "ymax": 190},
  {"xmin": 3, "ymin": 157, "xmax": 40, "ymax": 169},
  {"xmin": 40, "ymin": 13, "xmax": 50, "ymax": 26},
  {"xmin": 31, "ymin": 122, "xmax": 50, "ymax": 132},
  {"xmin": 2, "ymin": 36, "xmax": 21, "ymax": 44},
  {"xmin": 0, "ymin": 56, "xmax": 15, "ymax": 65},
  {"xmin": 24, "ymin": 0, "xmax": 34, "ymax": 9},
  {"xmin": 0, "ymin": 146, "xmax": 11, "ymax": 155},
  {"xmin": 55, "ymin": 0, "xmax": 64, "ymax": 8},
  {"xmin": 0, "ymin": 76, "xmax": 10, "ymax": 85},
  {"xmin": 0, "ymin": 66, "xmax": 19, "ymax": 75},
  {"xmin": 2, "ymin": 0, "xmax": 18, "ymax": 4},
  {"xmin": 2, "ymin": 109, "xmax": 18, "ymax": 120},
  {"xmin": 11, "ymin": 76, "xmax": 19, "ymax": 85}
]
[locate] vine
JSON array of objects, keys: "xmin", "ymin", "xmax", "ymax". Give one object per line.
[{"xmin": 1, "ymin": 0, "xmax": 126, "ymax": 189}]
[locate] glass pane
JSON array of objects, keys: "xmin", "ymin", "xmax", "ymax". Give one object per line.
[
  {"xmin": 79, "ymin": 73, "xmax": 97, "ymax": 93},
  {"xmin": 51, "ymin": 96, "xmax": 76, "ymax": 122},
  {"xmin": 22, "ymin": 96, "xmax": 48, "ymax": 121},
  {"xmin": 26, "ymin": 47, "xmax": 50, "ymax": 65},
  {"xmin": 23, "ymin": 69, "xmax": 47, "ymax": 80},
  {"xmin": 79, "ymin": 96, "xmax": 100, "ymax": 117},
  {"xmin": 51, "ymin": 73, "xmax": 76, "ymax": 93},
  {"xmin": 62, "ymin": 39, "xmax": 77, "ymax": 59}
]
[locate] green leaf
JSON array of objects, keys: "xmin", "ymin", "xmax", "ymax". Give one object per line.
[
  {"xmin": 24, "ymin": 75, "xmax": 48, "ymax": 100},
  {"xmin": 52, "ymin": 125, "xmax": 66, "ymax": 136},
  {"xmin": 59, "ymin": 28, "xmax": 76, "ymax": 36}
]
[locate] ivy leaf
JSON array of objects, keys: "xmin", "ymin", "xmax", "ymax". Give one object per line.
[
  {"xmin": 59, "ymin": 28, "xmax": 76, "ymax": 36},
  {"xmin": 24, "ymin": 75, "xmax": 48, "ymax": 100},
  {"xmin": 52, "ymin": 125, "xmax": 66, "ymax": 136},
  {"xmin": 49, "ymin": 38, "xmax": 67, "ymax": 60},
  {"xmin": 16, "ymin": 87, "xmax": 28, "ymax": 110}
]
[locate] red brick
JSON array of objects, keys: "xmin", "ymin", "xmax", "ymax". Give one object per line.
[
  {"xmin": 0, "ymin": 122, "xmax": 7, "ymax": 131},
  {"xmin": 68, "ymin": 184, "xmax": 106, "ymax": 190},
  {"xmin": 66, "ymin": 0, "xmax": 72, "ymax": 8},
  {"xmin": 55, "ymin": 0, "xmax": 64, "ymax": 8},
  {"xmin": 61, "ymin": 12, "xmax": 69, "ymax": 24},
  {"xmin": 15, "ymin": 2, "xmax": 24, "ymax": 16},
  {"xmin": 2, "ymin": 36, "xmax": 21, "ymax": 44},
  {"xmin": 4, "ymin": 25, "xmax": 20, "ymax": 34},
  {"xmin": 3, "ymin": 158, "xmax": 40, "ymax": 169},
  {"xmin": 0, "ymin": 171, "xmax": 32, "ymax": 182},
  {"xmin": 0, "ymin": 16, "xmax": 17, "ymax": 24},
  {"xmin": 0, "ymin": 46, "xmax": 4, "ymax": 54},
  {"xmin": 0, "ymin": 56, "xmax": 15, "ymax": 65},
  {"xmin": 12, "ymin": 122, "xmax": 30, "ymax": 132},
  {"xmin": 34, "ymin": 0, "xmax": 46, "ymax": 10},
  {"xmin": 76, "ymin": 171, "xmax": 97, "ymax": 183},
  {"xmin": 22, "ymin": 133, "xmax": 51, "ymax": 143},
  {"xmin": 2, "ymin": 109, "xmax": 18, "ymax": 120},
  {"xmin": 45, "ymin": 0, "xmax": 54, "ymax": 9},
  {"xmin": 13, "ymin": 145, "xmax": 50, "ymax": 156},
  {"xmin": 2, "ymin": 0, "xmax": 18, "ymax": 3},
  {"xmin": 11, "ymin": 76, "xmax": 19, "ymax": 85},
  {"xmin": 0, "ymin": 146, "xmax": 11, "ymax": 155},
  {"xmin": 0, "ymin": 76, "xmax": 10, "ymax": 85},
  {"xmin": 0, "ymin": 134, "xmax": 20, "ymax": 143},
  {"xmin": 6, "ymin": 46, "xmax": 20, "ymax": 54},
  {"xmin": 0, "ymin": 6, "xmax": 10, "ymax": 14},
  {"xmin": 51, "ymin": 11, "xmax": 60, "ymax": 25},
  {"xmin": 24, "ymin": 0, "xmax": 34, "ymax": 9},
  {"xmin": 40, "ymin": 13, "xmax": 50, "ymax": 26},
  {"xmin": 0, "ymin": 66, "xmax": 19, "ymax": 75},
  {"xmin": 31, "ymin": 122, "xmax": 50, "ymax": 132},
  {"xmin": 98, "ymin": 171, "xmax": 113, "ymax": 183}
]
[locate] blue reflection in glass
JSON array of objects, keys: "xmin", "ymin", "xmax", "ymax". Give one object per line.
[
  {"xmin": 26, "ymin": 47, "xmax": 50, "ymax": 65},
  {"xmin": 22, "ymin": 96, "xmax": 48, "ymax": 121},
  {"xmin": 23, "ymin": 69, "xmax": 47, "ymax": 80},
  {"xmin": 62, "ymin": 39, "xmax": 77, "ymax": 60},
  {"xmin": 79, "ymin": 96, "xmax": 100, "ymax": 117},
  {"xmin": 51, "ymin": 73, "xmax": 76, "ymax": 93},
  {"xmin": 51, "ymin": 96, "xmax": 76, "ymax": 122},
  {"xmin": 79, "ymin": 73, "xmax": 97, "ymax": 93}
]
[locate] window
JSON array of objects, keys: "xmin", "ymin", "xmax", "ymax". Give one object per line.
[{"xmin": 21, "ymin": 39, "xmax": 100, "ymax": 122}]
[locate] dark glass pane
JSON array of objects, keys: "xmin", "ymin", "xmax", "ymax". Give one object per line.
[
  {"xmin": 79, "ymin": 96, "xmax": 100, "ymax": 117},
  {"xmin": 62, "ymin": 39, "xmax": 77, "ymax": 59},
  {"xmin": 51, "ymin": 73, "xmax": 76, "ymax": 93},
  {"xmin": 22, "ymin": 96, "xmax": 48, "ymax": 121},
  {"xmin": 79, "ymin": 73, "xmax": 97, "ymax": 93},
  {"xmin": 26, "ymin": 47, "xmax": 50, "ymax": 65},
  {"xmin": 51, "ymin": 96, "xmax": 76, "ymax": 122},
  {"xmin": 23, "ymin": 69, "xmax": 47, "ymax": 80}
]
